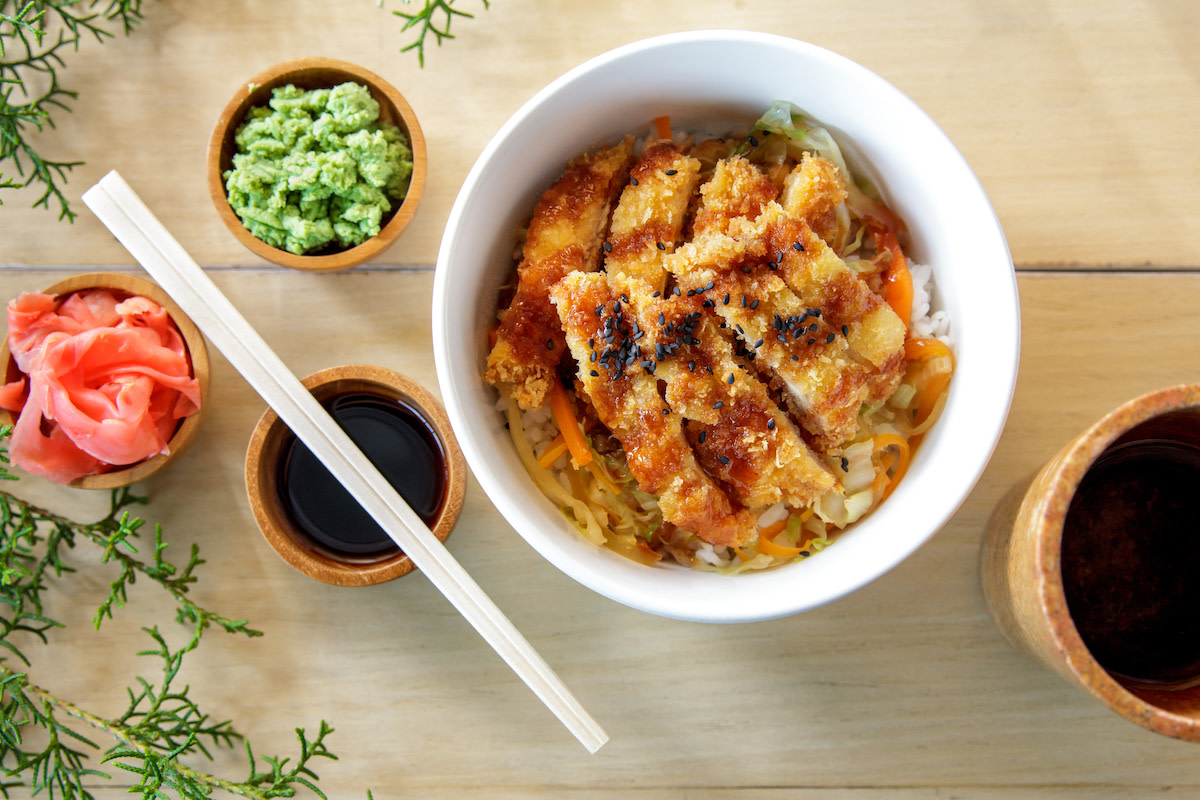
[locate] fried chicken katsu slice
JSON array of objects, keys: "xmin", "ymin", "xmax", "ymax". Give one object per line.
[
  {"xmin": 689, "ymin": 155, "xmax": 777, "ymax": 237},
  {"xmin": 728, "ymin": 203, "xmax": 907, "ymax": 406},
  {"xmin": 549, "ymin": 271, "xmax": 758, "ymax": 547},
  {"xmin": 780, "ymin": 153, "xmax": 848, "ymax": 249},
  {"xmin": 603, "ymin": 142, "xmax": 701, "ymax": 294},
  {"xmin": 665, "ymin": 243, "xmax": 876, "ymax": 451},
  {"xmin": 620, "ymin": 280, "xmax": 837, "ymax": 510},
  {"xmin": 484, "ymin": 138, "xmax": 635, "ymax": 409}
]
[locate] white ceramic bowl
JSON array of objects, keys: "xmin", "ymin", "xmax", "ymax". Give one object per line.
[{"xmin": 433, "ymin": 31, "xmax": 1019, "ymax": 623}]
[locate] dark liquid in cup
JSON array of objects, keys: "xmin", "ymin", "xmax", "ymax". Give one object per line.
[
  {"xmin": 1061, "ymin": 439, "xmax": 1200, "ymax": 690},
  {"xmin": 279, "ymin": 391, "xmax": 447, "ymax": 558}
]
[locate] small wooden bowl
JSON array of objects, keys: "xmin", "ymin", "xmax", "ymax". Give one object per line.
[
  {"xmin": 245, "ymin": 365, "xmax": 466, "ymax": 586},
  {"xmin": 0, "ymin": 272, "xmax": 210, "ymax": 489},
  {"xmin": 207, "ymin": 57, "xmax": 427, "ymax": 271}
]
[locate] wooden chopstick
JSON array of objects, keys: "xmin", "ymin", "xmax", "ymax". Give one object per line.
[{"xmin": 82, "ymin": 171, "xmax": 609, "ymax": 754}]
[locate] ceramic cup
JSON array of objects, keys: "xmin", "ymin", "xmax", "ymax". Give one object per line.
[{"xmin": 981, "ymin": 383, "xmax": 1200, "ymax": 741}]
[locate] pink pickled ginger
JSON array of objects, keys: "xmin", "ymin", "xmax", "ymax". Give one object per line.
[{"xmin": 0, "ymin": 289, "xmax": 202, "ymax": 484}]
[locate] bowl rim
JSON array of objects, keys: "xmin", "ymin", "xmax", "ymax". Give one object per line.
[
  {"xmin": 206, "ymin": 56, "xmax": 427, "ymax": 272},
  {"xmin": 0, "ymin": 271, "xmax": 210, "ymax": 489},
  {"xmin": 432, "ymin": 30, "xmax": 1021, "ymax": 622}
]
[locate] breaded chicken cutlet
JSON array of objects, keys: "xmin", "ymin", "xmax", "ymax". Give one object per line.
[
  {"xmin": 484, "ymin": 138, "xmax": 635, "ymax": 409},
  {"xmin": 666, "ymin": 155, "xmax": 906, "ymax": 450},
  {"xmin": 549, "ymin": 271, "xmax": 759, "ymax": 548},
  {"xmin": 617, "ymin": 279, "xmax": 837, "ymax": 510},
  {"xmin": 603, "ymin": 141, "xmax": 701, "ymax": 295}
]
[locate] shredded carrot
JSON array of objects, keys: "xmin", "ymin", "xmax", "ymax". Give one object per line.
[
  {"xmin": 870, "ymin": 451, "xmax": 898, "ymax": 498},
  {"xmin": 548, "ymin": 380, "xmax": 593, "ymax": 467},
  {"xmin": 653, "ymin": 114, "xmax": 672, "ymax": 141},
  {"xmin": 904, "ymin": 337, "xmax": 955, "ymax": 365},
  {"xmin": 760, "ymin": 519, "xmax": 788, "ymax": 539},
  {"xmin": 873, "ymin": 433, "xmax": 911, "ymax": 500},
  {"xmin": 536, "ymin": 434, "xmax": 569, "ymax": 469},
  {"xmin": 914, "ymin": 370, "xmax": 952, "ymax": 429},
  {"xmin": 757, "ymin": 522, "xmax": 804, "ymax": 559},
  {"xmin": 873, "ymin": 226, "xmax": 912, "ymax": 324}
]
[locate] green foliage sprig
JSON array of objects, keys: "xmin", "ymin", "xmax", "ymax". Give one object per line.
[
  {"xmin": 394, "ymin": 0, "xmax": 489, "ymax": 67},
  {"xmin": 0, "ymin": 427, "xmax": 340, "ymax": 799},
  {"xmin": 0, "ymin": 0, "xmax": 150, "ymax": 222}
]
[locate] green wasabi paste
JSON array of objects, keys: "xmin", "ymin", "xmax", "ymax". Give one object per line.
[{"xmin": 223, "ymin": 82, "xmax": 413, "ymax": 255}]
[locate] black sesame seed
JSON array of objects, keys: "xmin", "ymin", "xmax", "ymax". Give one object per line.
[
  {"xmin": 712, "ymin": 401, "xmax": 724, "ymax": 409},
  {"xmin": 665, "ymin": 168, "xmax": 678, "ymax": 175},
  {"xmin": 792, "ymin": 241, "xmax": 804, "ymax": 251},
  {"xmin": 727, "ymin": 373, "xmax": 735, "ymax": 384},
  {"xmin": 750, "ymin": 299, "xmax": 759, "ymax": 310},
  {"xmin": 840, "ymin": 457, "xmax": 849, "ymax": 472},
  {"xmin": 589, "ymin": 370, "xmax": 599, "ymax": 377},
  {"xmin": 767, "ymin": 418, "xmax": 776, "ymax": 430},
  {"xmin": 842, "ymin": 324, "xmax": 850, "ymax": 336},
  {"xmin": 754, "ymin": 338, "xmax": 764, "ymax": 349},
  {"xmin": 673, "ymin": 286, "xmax": 682, "ymax": 296},
  {"xmin": 652, "ymin": 290, "xmax": 661, "ymax": 298},
  {"xmin": 791, "ymin": 354, "xmax": 800, "ymax": 361},
  {"xmin": 704, "ymin": 280, "xmax": 715, "ymax": 292},
  {"xmin": 631, "ymin": 176, "xmax": 639, "ymax": 186},
  {"xmin": 546, "ymin": 338, "xmax": 554, "ymax": 350},
  {"xmin": 603, "ymin": 241, "xmax": 613, "ymax": 252},
  {"xmin": 826, "ymin": 333, "xmax": 836, "ymax": 344},
  {"xmin": 807, "ymin": 338, "xmax": 815, "ymax": 345},
  {"xmin": 662, "ymin": 407, "xmax": 669, "ymax": 415},
  {"xmin": 688, "ymin": 360, "xmax": 696, "ymax": 372},
  {"xmin": 657, "ymin": 241, "xmax": 666, "ymax": 251},
  {"xmin": 749, "ymin": 134, "xmax": 760, "ymax": 147},
  {"xmin": 718, "ymin": 455, "xmax": 731, "ymax": 465},
  {"xmin": 723, "ymin": 292, "xmax": 730, "ymax": 305},
  {"xmin": 698, "ymin": 431, "xmax": 707, "ymax": 444}
]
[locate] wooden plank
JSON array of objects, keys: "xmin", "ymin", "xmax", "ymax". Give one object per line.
[
  {"xmin": 2, "ymin": 0, "xmax": 1200, "ymax": 269},
  {"xmin": 1, "ymin": 268, "xmax": 1198, "ymax": 798}
]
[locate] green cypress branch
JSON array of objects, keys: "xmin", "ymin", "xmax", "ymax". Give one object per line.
[
  {"xmin": 394, "ymin": 0, "xmax": 489, "ymax": 67},
  {"xmin": 0, "ymin": 426, "xmax": 341, "ymax": 798}
]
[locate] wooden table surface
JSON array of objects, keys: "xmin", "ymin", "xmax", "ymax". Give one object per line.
[{"xmin": 4, "ymin": 1, "xmax": 1200, "ymax": 797}]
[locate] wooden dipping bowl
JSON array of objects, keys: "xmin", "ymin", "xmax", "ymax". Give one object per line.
[
  {"xmin": 245, "ymin": 365, "xmax": 466, "ymax": 586},
  {"xmin": 206, "ymin": 57, "xmax": 427, "ymax": 271},
  {"xmin": 0, "ymin": 272, "xmax": 210, "ymax": 489}
]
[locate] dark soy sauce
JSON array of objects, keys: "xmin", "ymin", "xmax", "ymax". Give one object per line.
[
  {"xmin": 1061, "ymin": 439, "xmax": 1200, "ymax": 690},
  {"xmin": 279, "ymin": 391, "xmax": 447, "ymax": 558}
]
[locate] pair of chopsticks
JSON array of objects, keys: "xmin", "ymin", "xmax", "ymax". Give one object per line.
[{"xmin": 82, "ymin": 172, "xmax": 608, "ymax": 754}]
